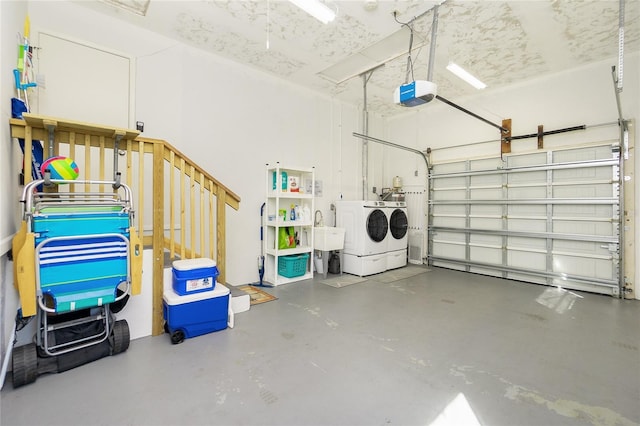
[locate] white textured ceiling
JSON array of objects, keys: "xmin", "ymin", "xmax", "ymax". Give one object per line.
[{"xmin": 81, "ymin": 0, "xmax": 639, "ymax": 117}]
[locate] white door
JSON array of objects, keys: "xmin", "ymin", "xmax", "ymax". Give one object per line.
[
  {"xmin": 429, "ymin": 144, "xmax": 623, "ymax": 296},
  {"xmin": 35, "ymin": 32, "xmax": 132, "ymax": 128}
]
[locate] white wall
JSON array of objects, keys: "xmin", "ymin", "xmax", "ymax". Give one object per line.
[{"xmin": 0, "ymin": 0, "xmax": 28, "ymax": 389}]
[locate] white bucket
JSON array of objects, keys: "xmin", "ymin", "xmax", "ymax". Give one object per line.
[{"xmin": 313, "ymin": 252, "xmax": 324, "ymax": 274}]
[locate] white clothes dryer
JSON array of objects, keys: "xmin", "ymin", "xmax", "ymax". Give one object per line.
[
  {"xmin": 385, "ymin": 201, "xmax": 408, "ymax": 252},
  {"xmin": 336, "ymin": 201, "xmax": 388, "ymax": 256},
  {"xmin": 336, "ymin": 201, "xmax": 388, "ymax": 276},
  {"xmin": 385, "ymin": 201, "xmax": 409, "ymax": 270}
]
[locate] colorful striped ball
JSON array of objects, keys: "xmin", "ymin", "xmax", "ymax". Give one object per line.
[{"xmin": 40, "ymin": 156, "xmax": 80, "ymax": 181}]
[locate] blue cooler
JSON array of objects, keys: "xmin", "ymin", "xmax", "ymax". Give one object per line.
[
  {"xmin": 172, "ymin": 258, "xmax": 219, "ymax": 295},
  {"xmin": 163, "ymin": 280, "xmax": 230, "ymax": 343}
]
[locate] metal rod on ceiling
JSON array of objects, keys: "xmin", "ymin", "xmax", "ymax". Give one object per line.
[
  {"xmin": 353, "ymin": 132, "xmax": 430, "ymax": 170},
  {"xmin": 427, "ymin": 5, "xmax": 439, "ymax": 82},
  {"xmin": 427, "ymin": 121, "xmax": 619, "ymax": 151},
  {"xmin": 506, "ymin": 125, "xmax": 586, "ymax": 141},
  {"xmin": 362, "ymin": 72, "xmax": 369, "ymax": 200},
  {"xmin": 435, "ymin": 95, "xmax": 508, "ymax": 133},
  {"xmin": 359, "ymin": 63, "xmax": 384, "ymax": 201},
  {"xmin": 617, "ymin": 0, "xmax": 625, "ymax": 91},
  {"xmin": 611, "ymin": 66, "xmax": 628, "ymax": 134}
]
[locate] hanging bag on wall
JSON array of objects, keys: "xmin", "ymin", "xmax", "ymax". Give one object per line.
[{"xmin": 278, "ymin": 227, "xmax": 296, "ymax": 249}]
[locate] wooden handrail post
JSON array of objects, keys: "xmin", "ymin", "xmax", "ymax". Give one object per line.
[
  {"xmin": 24, "ymin": 125, "xmax": 33, "ymax": 185},
  {"xmin": 217, "ymin": 189, "xmax": 227, "ymax": 284},
  {"xmin": 152, "ymin": 142, "xmax": 165, "ymax": 336}
]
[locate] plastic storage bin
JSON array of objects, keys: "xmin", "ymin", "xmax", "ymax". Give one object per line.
[
  {"xmin": 163, "ymin": 281, "xmax": 230, "ymax": 344},
  {"xmin": 278, "ymin": 253, "xmax": 310, "ymax": 278},
  {"xmin": 172, "ymin": 258, "xmax": 219, "ymax": 296}
]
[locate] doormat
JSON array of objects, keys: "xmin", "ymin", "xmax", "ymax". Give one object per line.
[
  {"xmin": 319, "ymin": 275, "xmax": 367, "ymax": 288},
  {"xmin": 237, "ymin": 285, "xmax": 277, "ymax": 305},
  {"xmin": 368, "ymin": 265, "xmax": 430, "ymax": 283}
]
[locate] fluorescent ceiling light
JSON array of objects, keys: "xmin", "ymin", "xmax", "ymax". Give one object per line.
[
  {"xmin": 446, "ymin": 62, "xmax": 487, "ymax": 90},
  {"xmin": 289, "ymin": 0, "xmax": 336, "ymax": 24}
]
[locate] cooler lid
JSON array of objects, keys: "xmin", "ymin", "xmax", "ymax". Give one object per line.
[
  {"xmin": 163, "ymin": 281, "xmax": 230, "ymax": 305},
  {"xmin": 172, "ymin": 257, "xmax": 217, "ymax": 271}
]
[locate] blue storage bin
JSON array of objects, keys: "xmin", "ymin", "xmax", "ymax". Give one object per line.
[
  {"xmin": 163, "ymin": 281, "xmax": 230, "ymax": 339},
  {"xmin": 172, "ymin": 258, "xmax": 219, "ymax": 295},
  {"xmin": 278, "ymin": 253, "xmax": 309, "ymax": 278}
]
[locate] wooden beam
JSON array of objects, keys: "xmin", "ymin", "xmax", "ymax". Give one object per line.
[
  {"xmin": 501, "ymin": 118, "xmax": 512, "ymax": 155},
  {"xmin": 537, "ymin": 125, "xmax": 544, "ymax": 149},
  {"xmin": 23, "ymin": 125, "xmax": 33, "ymax": 186},
  {"xmin": 152, "ymin": 142, "xmax": 165, "ymax": 336},
  {"xmin": 217, "ymin": 189, "xmax": 227, "ymax": 284},
  {"xmin": 24, "ymin": 113, "xmax": 139, "ymax": 139}
]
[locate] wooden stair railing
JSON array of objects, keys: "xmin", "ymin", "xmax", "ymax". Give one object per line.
[{"xmin": 9, "ymin": 114, "xmax": 241, "ymax": 335}]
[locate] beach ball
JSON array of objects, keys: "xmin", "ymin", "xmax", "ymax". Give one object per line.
[{"xmin": 40, "ymin": 156, "xmax": 80, "ymax": 181}]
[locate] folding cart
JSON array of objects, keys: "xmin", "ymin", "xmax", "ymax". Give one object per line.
[{"xmin": 11, "ymin": 178, "xmax": 142, "ymax": 387}]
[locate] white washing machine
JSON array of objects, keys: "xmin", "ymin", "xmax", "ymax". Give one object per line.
[
  {"xmin": 385, "ymin": 201, "xmax": 409, "ymax": 270},
  {"xmin": 336, "ymin": 201, "xmax": 388, "ymax": 276}
]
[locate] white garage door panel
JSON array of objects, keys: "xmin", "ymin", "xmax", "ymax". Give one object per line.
[
  {"xmin": 471, "ymin": 204, "xmax": 502, "ymax": 216},
  {"xmin": 470, "ymin": 157, "xmax": 502, "ymax": 169},
  {"xmin": 508, "ymin": 236, "xmax": 547, "ymax": 250},
  {"xmin": 553, "ymin": 204, "xmax": 613, "ymax": 219},
  {"xmin": 470, "ymin": 174, "xmax": 501, "ymax": 187},
  {"xmin": 553, "ymin": 220, "xmax": 613, "ymax": 236},
  {"xmin": 508, "ymin": 250, "xmax": 547, "ymax": 269},
  {"xmin": 509, "ymin": 204, "xmax": 546, "ymax": 216},
  {"xmin": 429, "ymin": 143, "xmax": 622, "ymax": 296},
  {"xmin": 432, "ymin": 216, "xmax": 466, "ymax": 228},
  {"xmin": 470, "ymin": 246, "xmax": 501, "ymax": 263},
  {"xmin": 553, "ymin": 145, "xmax": 612, "ymax": 162},
  {"xmin": 509, "ymin": 186, "xmax": 547, "ymax": 198},
  {"xmin": 470, "ymin": 217, "xmax": 502, "ymax": 229},
  {"xmin": 553, "ymin": 184, "xmax": 612, "ymax": 198},
  {"xmin": 553, "ymin": 255, "xmax": 613, "ymax": 279},
  {"xmin": 432, "ymin": 242, "xmax": 466, "ymax": 259},
  {"xmin": 470, "ymin": 234, "xmax": 502, "ymax": 246},
  {"xmin": 508, "ymin": 170, "xmax": 546, "ymax": 184},
  {"xmin": 470, "ymin": 188, "xmax": 502, "ymax": 199},
  {"xmin": 434, "ymin": 189, "xmax": 467, "ymax": 200},
  {"xmin": 509, "ymin": 218, "xmax": 547, "ymax": 232},
  {"xmin": 508, "ymin": 152, "xmax": 547, "ymax": 166},
  {"xmin": 553, "ymin": 239, "xmax": 607, "ymax": 253}
]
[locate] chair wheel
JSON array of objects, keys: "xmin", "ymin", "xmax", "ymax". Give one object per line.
[
  {"xmin": 170, "ymin": 330, "xmax": 185, "ymax": 345},
  {"xmin": 12, "ymin": 343, "xmax": 38, "ymax": 388},
  {"xmin": 111, "ymin": 320, "xmax": 130, "ymax": 355}
]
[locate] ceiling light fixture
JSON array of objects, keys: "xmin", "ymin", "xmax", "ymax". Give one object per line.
[
  {"xmin": 446, "ymin": 62, "xmax": 487, "ymax": 90},
  {"xmin": 288, "ymin": 0, "xmax": 336, "ymax": 24}
]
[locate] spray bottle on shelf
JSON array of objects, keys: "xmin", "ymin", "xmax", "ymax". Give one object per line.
[{"xmin": 290, "ymin": 204, "xmax": 296, "ymax": 221}]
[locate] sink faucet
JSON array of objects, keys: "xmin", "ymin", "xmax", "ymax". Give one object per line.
[{"xmin": 314, "ymin": 210, "xmax": 324, "ymax": 226}]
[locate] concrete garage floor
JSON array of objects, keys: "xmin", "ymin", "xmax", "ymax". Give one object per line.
[{"xmin": 2, "ymin": 267, "xmax": 639, "ymax": 426}]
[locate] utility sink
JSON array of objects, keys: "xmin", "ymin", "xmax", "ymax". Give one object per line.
[{"xmin": 313, "ymin": 227, "xmax": 345, "ymax": 251}]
